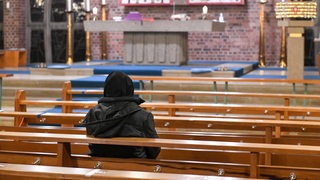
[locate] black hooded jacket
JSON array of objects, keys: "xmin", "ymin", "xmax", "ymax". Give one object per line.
[{"xmin": 83, "ymin": 71, "xmax": 160, "ymax": 159}]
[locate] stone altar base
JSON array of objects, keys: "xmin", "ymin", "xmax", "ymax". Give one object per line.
[{"xmin": 124, "ymin": 32, "xmax": 188, "ymax": 65}]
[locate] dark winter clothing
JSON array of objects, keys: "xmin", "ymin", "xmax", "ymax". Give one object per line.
[{"xmin": 83, "ymin": 71, "xmax": 160, "ymax": 159}]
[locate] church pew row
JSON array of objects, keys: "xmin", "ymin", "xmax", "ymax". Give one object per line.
[
  {"xmin": 3, "ymin": 109, "xmax": 320, "ymax": 140},
  {"xmin": 15, "ymin": 89, "xmax": 320, "ymax": 121},
  {"xmin": 0, "ymin": 131, "xmax": 320, "ymax": 179},
  {"xmin": 62, "ymin": 81, "xmax": 320, "ymax": 106},
  {"xmin": 1, "ymin": 123, "xmax": 320, "ymax": 165},
  {"xmin": 128, "ymin": 76, "xmax": 320, "ymax": 95},
  {"xmin": 7, "ymin": 89, "xmax": 320, "ymax": 176},
  {"xmin": 3, "ymin": 112, "xmax": 320, "ymax": 141},
  {"xmin": 129, "ymin": 75, "xmax": 320, "ymax": 86},
  {"xmin": 11, "ymin": 89, "xmax": 320, "ymax": 138},
  {"xmin": 0, "ymin": 163, "xmax": 252, "ymax": 180},
  {"xmin": 2, "ymin": 112, "xmax": 320, "ymax": 169}
]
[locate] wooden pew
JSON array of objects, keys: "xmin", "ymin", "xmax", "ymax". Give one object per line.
[
  {"xmin": 15, "ymin": 89, "xmax": 320, "ymax": 120},
  {"xmin": 2, "ymin": 110, "xmax": 320, "ymax": 162},
  {"xmin": 127, "ymin": 76, "xmax": 320, "ymax": 93},
  {"xmin": 62, "ymin": 81, "xmax": 320, "ymax": 106},
  {"xmin": 3, "ymin": 111, "xmax": 320, "ymax": 146},
  {"xmin": 128, "ymin": 76, "xmax": 320, "ymax": 105},
  {"xmin": 12, "ymin": 88, "xmax": 320, "ymax": 138},
  {"xmin": 129, "ymin": 75, "xmax": 320, "ymax": 86},
  {"xmin": 0, "ymin": 163, "xmax": 250, "ymax": 180},
  {"xmin": 0, "ymin": 131, "xmax": 320, "ymax": 178},
  {"xmin": 1, "ymin": 110, "xmax": 320, "ymax": 177},
  {"xmin": 3, "ymin": 111, "xmax": 320, "ymax": 136},
  {"xmin": 15, "ymin": 97, "xmax": 320, "ymax": 120},
  {"xmin": 3, "ymin": 109, "xmax": 320, "ymax": 139},
  {"xmin": 7, "ymin": 89, "xmax": 320, "ymax": 177},
  {"xmin": 0, "ymin": 133, "xmax": 318, "ymax": 179}
]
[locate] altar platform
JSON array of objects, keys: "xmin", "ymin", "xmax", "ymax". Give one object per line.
[
  {"xmin": 0, "ymin": 58, "xmax": 320, "ymax": 78},
  {"xmin": 0, "ymin": 60, "xmax": 319, "ymax": 79}
]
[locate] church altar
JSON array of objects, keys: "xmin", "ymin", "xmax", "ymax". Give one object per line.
[{"xmin": 84, "ymin": 20, "xmax": 226, "ymax": 65}]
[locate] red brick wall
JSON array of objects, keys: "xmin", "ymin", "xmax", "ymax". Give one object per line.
[
  {"xmin": 3, "ymin": 0, "xmax": 25, "ymax": 49},
  {"xmin": 5, "ymin": 0, "xmax": 281, "ymax": 66}
]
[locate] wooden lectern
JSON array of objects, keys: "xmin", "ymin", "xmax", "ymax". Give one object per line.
[
  {"xmin": 278, "ymin": 20, "xmax": 314, "ymax": 79},
  {"xmin": 275, "ymin": 1, "xmax": 317, "ymax": 79}
]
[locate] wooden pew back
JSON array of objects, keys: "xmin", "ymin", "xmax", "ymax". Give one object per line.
[
  {"xmin": 1, "ymin": 131, "xmax": 320, "ymax": 178},
  {"xmin": 1, "ymin": 163, "xmax": 251, "ymax": 180},
  {"xmin": 62, "ymin": 81, "xmax": 320, "ymax": 106},
  {"xmin": 15, "ymin": 89, "xmax": 320, "ymax": 120}
]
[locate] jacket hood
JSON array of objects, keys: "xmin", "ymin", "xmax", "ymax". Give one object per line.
[{"xmin": 104, "ymin": 71, "xmax": 134, "ymax": 97}]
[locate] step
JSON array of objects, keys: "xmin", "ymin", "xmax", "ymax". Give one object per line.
[
  {"xmin": 2, "ymin": 74, "xmax": 88, "ymax": 88},
  {"xmin": 30, "ymin": 68, "xmax": 93, "ymax": 76}
]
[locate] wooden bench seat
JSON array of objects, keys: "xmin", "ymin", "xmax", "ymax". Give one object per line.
[
  {"xmin": 0, "ymin": 163, "xmax": 251, "ymax": 180},
  {"xmin": 0, "ymin": 131, "xmax": 320, "ymax": 178}
]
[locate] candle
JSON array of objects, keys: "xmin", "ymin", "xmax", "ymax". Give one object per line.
[
  {"xmin": 85, "ymin": 0, "xmax": 90, "ymax": 11},
  {"xmin": 92, "ymin": 7, "xmax": 98, "ymax": 15},
  {"xmin": 102, "ymin": 0, "xmax": 107, "ymax": 5},
  {"xmin": 202, "ymin": 5, "xmax": 208, "ymax": 14},
  {"xmin": 219, "ymin": 13, "xmax": 224, "ymax": 22},
  {"xmin": 66, "ymin": 0, "xmax": 72, "ymax": 11},
  {"xmin": 6, "ymin": 1, "xmax": 10, "ymax": 10}
]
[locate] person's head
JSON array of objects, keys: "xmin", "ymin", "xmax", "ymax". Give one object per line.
[{"xmin": 104, "ymin": 71, "xmax": 134, "ymax": 97}]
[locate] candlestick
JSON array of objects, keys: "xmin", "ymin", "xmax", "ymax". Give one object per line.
[
  {"xmin": 102, "ymin": 0, "xmax": 107, "ymax": 5},
  {"xmin": 85, "ymin": 11, "xmax": 91, "ymax": 62},
  {"xmin": 279, "ymin": 26, "xmax": 287, "ymax": 68},
  {"xmin": 85, "ymin": 0, "xmax": 90, "ymax": 12},
  {"xmin": 66, "ymin": 0, "xmax": 72, "ymax": 12},
  {"xmin": 258, "ymin": 1, "xmax": 266, "ymax": 67},
  {"xmin": 101, "ymin": 3, "xmax": 108, "ymax": 59},
  {"xmin": 66, "ymin": 11, "xmax": 73, "ymax": 64}
]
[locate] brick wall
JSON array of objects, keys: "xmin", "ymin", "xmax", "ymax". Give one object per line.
[
  {"xmin": 91, "ymin": 0, "xmax": 282, "ymax": 66},
  {"xmin": 3, "ymin": 0, "xmax": 25, "ymax": 49},
  {"xmin": 5, "ymin": 0, "xmax": 282, "ymax": 66}
]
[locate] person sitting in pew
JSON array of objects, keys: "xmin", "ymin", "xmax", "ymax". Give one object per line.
[{"xmin": 83, "ymin": 71, "xmax": 160, "ymax": 159}]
